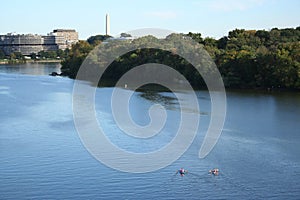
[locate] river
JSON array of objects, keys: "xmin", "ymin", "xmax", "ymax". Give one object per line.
[{"xmin": 0, "ymin": 63, "xmax": 299, "ymax": 199}]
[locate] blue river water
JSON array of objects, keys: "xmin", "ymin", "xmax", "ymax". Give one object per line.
[{"xmin": 0, "ymin": 63, "xmax": 299, "ymax": 199}]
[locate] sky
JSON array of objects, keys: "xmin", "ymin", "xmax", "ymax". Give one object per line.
[{"xmin": 1, "ymin": 0, "xmax": 299, "ymax": 40}]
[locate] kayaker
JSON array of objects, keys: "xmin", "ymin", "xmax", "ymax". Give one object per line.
[
  {"xmin": 209, "ymin": 168, "xmax": 219, "ymax": 175},
  {"xmin": 177, "ymin": 168, "xmax": 188, "ymax": 176}
]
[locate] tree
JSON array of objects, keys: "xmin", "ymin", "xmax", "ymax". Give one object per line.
[
  {"xmin": 185, "ymin": 32, "xmax": 203, "ymax": 44},
  {"xmin": 120, "ymin": 33, "xmax": 132, "ymax": 38},
  {"xmin": 61, "ymin": 41, "xmax": 93, "ymax": 78},
  {"xmin": 8, "ymin": 52, "xmax": 24, "ymax": 61},
  {"xmin": 30, "ymin": 52, "xmax": 37, "ymax": 59},
  {"xmin": 10, "ymin": 53, "xmax": 16, "ymax": 59},
  {"xmin": 217, "ymin": 36, "xmax": 228, "ymax": 49},
  {"xmin": 56, "ymin": 49, "xmax": 66, "ymax": 59},
  {"xmin": 228, "ymin": 29, "xmax": 245, "ymax": 39},
  {"xmin": 255, "ymin": 30, "xmax": 270, "ymax": 43},
  {"xmin": 47, "ymin": 51, "xmax": 57, "ymax": 59},
  {"xmin": 0, "ymin": 49, "xmax": 5, "ymax": 59},
  {"xmin": 87, "ymin": 35, "xmax": 112, "ymax": 46}
]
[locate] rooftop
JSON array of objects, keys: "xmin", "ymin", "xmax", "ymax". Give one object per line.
[{"xmin": 53, "ymin": 29, "xmax": 76, "ymax": 33}]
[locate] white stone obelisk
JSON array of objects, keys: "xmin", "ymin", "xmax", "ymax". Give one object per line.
[{"xmin": 106, "ymin": 14, "xmax": 110, "ymax": 36}]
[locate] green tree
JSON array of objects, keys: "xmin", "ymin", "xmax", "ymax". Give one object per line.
[
  {"xmin": 120, "ymin": 33, "xmax": 132, "ymax": 38},
  {"xmin": 0, "ymin": 49, "xmax": 5, "ymax": 59},
  {"xmin": 217, "ymin": 37, "xmax": 228, "ymax": 49},
  {"xmin": 185, "ymin": 32, "xmax": 203, "ymax": 44},
  {"xmin": 30, "ymin": 52, "xmax": 37, "ymax": 59},
  {"xmin": 10, "ymin": 53, "xmax": 16, "ymax": 59},
  {"xmin": 56, "ymin": 49, "xmax": 66, "ymax": 59},
  {"xmin": 61, "ymin": 41, "xmax": 93, "ymax": 78},
  {"xmin": 87, "ymin": 35, "xmax": 112, "ymax": 46}
]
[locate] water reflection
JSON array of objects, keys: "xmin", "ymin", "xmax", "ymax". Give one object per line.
[
  {"xmin": 139, "ymin": 90, "xmax": 210, "ymax": 115},
  {"xmin": 139, "ymin": 91, "xmax": 178, "ymax": 111},
  {"xmin": 0, "ymin": 63, "xmax": 61, "ymax": 76}
]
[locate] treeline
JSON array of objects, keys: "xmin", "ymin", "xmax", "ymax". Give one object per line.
[
  {"xmin": 0, "ymin": 49, "xmax": 69, "ymax": 61},
  {"xmin": 189, "ymin": 28, "xmax": 300, "ymax": 89},
  {"xmin": 61, "ymin": 27, "xmax": 300, "ymax": 90}
]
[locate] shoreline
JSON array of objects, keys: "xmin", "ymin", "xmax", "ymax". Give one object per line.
[
  {"xmin": 61, "ymin": 75, "xmax": 300, "ymax": 93},
  {"xmin": 1, "ymin": 62, "xmax": 299, "ymax": 93},
  {"xmin": 0, "ymin": 59, "xmax": 61, "ymax": 65}
]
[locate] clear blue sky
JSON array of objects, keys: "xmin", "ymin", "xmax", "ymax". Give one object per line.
[{"xmin": 1, "ymin": 0, "xmax": 299, "ymax": 39}]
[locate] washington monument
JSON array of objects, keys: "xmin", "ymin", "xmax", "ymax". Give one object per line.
[{"xmin": 106, "ymin": 14, "xmax": 110, "ymax": 36}]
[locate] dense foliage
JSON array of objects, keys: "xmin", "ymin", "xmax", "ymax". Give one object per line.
[
  {"xmin": 187, "ymin": 27, "xmax": 300, "ymax": 89},
  {"xmin": 61, "ymin": 27, "xmax": 300, "ymax": 90}
]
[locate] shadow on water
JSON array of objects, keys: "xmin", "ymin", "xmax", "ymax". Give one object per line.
[
  {"xmin": 138, "ymin": 90, "xmax": 211, "ymax": 117},
  {"xmin": 139, "ymin": 90, "xmax": 178, "ymax": 111}
]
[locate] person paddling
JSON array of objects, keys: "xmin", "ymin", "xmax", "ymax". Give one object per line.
[
  {"xmin": 176, "ymin": 168, "xmax": 188, "ymax": 176},
  {"xmin": 209, "ymin": 168, "xmax": 219, "ymax": 175}
]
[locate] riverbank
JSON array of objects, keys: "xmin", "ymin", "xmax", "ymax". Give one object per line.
[{"xmin": 0, "ymin": 59, "xmax": 61, "ymax": 65}]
